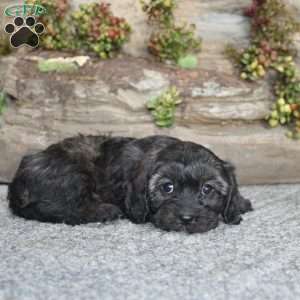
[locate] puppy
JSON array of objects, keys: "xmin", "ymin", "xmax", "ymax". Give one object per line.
[{"xmin": 8, "ymin": 135, "xmax": 252, "ymax": 233}]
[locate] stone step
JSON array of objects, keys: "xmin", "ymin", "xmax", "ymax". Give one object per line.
[
  {"xmin": 0, "ymin": 54, "xmax": 272, "ymax": 125},
  {"xmin": 0, "ymin": 120, "xmax": 299, "ymax": 185}
]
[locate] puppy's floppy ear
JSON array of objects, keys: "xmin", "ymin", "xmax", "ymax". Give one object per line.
[
  {"xmin": 123, "ymin": 146, "xmax": 151, "ymax": 224},
  {"xmin": 125, "ymin": 165, "xmax": 149, "ymax": 224},
  {"xmin": 222, "ymin": 161, "xmax": 253, "ymax": 225}
]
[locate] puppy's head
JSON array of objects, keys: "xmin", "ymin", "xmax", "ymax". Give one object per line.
[{"xmin": 124, "ymin": 137, "xmax": 252, "ymax": 234}]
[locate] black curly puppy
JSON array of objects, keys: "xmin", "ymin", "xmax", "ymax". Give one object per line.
[{"xmin": 8, "ymin": 135, "xmax": 252, "ymax": 233}]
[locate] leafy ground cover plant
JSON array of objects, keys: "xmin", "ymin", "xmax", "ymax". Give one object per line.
[
  {"xmin": 141, "ymin": 0, "xmax": 201, "ymax": 64},
  {"xmin": 28, "ymin": 1, "xmax": 131, "ymax": 58},
  {"xmin": 72, "ymin": 3, "xmax": 131, "ymax": 59},
  {"xmin": 148, "ymin": 24, "xmax": 200, "ymax": 63},
  {"xmin": 226, "ymin": 0, "xmax": 300, "ymax": 139},
  {"xmin": 147, "ymin": 86, "xmax": 182, "ymax": 127},
  {"xmin": 141, "ymin": 0, "xmax": 176, "ymax": 25},
  {"xmin": 28, "ymin": 0, "xmax": 72, "ymax": 50}
]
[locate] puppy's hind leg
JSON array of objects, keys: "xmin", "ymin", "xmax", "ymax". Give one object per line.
[{"xmin": 8, "ymin": 151, "xmax": 97, "ymax": 224}]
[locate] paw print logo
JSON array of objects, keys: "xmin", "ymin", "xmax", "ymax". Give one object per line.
[{"xmin": 4, "ymin": 16, "xmax": 45, "ymax": 48}]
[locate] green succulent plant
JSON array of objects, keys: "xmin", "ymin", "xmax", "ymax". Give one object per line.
[
  {"xmin": 148, "ymin": 24, "xmax": 201, "ymax": 63},
  {"xmin": 147, "ymin": 86, "xmax": 182, "ymax": 127},
  {"xmin": 27, "ymin": 0, "xmax": 73, "ymax": 50},
  {"xmin": 141, "ymin": 0, "xmax": 201, "ymax": 63},
  {"xmin": 72, "ymin": 2, "xmax": 131, "ymax": 58},
  {"xmin": 140, "ymin": 0, "xmax": 177, "ymax": 25}
]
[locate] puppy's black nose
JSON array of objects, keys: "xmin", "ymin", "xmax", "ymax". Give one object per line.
[{"xmin": 179, "ymin": 215, "xmax": 194, "ymax": 224}]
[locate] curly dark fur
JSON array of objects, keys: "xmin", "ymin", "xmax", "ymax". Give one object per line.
[{"xmin": 8, "ymin": 135, "xmax": 253, "ymax": 233}]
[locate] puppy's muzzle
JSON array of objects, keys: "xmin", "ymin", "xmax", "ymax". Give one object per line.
[
  {"xmin": 177, "ymin": 206, "xmax": 206, "ymax": 224},
  {"xmin": 177, "ymin": 208, "xmax": 198, "ymax": 223}
]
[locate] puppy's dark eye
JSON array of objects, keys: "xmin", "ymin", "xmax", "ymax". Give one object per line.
[
  {"xmin": 202, "ymin": 184, "xmax": 213, "ymax": 195},
  {"xmin": 161, "ymin": 182, "xmax": 174, "ymax": 194}
]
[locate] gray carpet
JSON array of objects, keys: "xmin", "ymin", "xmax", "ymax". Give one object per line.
[{"xmin": 0, "ymin": 184, "xmax": 300, "ymax": 300}]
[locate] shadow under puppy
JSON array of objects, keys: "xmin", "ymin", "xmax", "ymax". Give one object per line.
[{"xmin": 8, "ymin": 135, "xmax": 253, "ymax": 233}]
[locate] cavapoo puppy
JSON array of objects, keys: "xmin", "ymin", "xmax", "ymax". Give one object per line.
[{"xmin": 8, "ymin": 135, "xmax": 252, "ymax": 233}]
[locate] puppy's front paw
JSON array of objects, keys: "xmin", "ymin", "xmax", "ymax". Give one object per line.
[
  {"xmin": 228, "ymin": 215, "xmax": 243, "ymax": 225},
  {"xmin": 93, "ymin": 204, "xmax": 124, "ymax": 223},
  {"xmin": 239, "ymin": 196, "xmax": 253, "ymax": 214}
]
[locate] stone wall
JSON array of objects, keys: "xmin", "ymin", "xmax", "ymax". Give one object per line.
[
  {"xmin": 0, "ymin": 1, "xmax": 300, "ymax": 184},
  {"xmin": 1, "ymin": 54, "xmax": 300, "ymax": 185}
]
